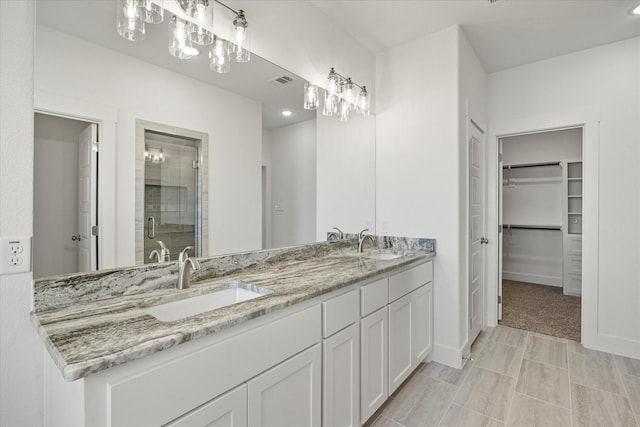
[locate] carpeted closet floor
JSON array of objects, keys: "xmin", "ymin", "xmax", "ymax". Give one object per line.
[{"xmin": 499, "ymin": 279, "xmax": 581, "ymax": 342}]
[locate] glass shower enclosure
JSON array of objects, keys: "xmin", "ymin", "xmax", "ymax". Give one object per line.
[{"xmin": 143, "ymin": 130, "xmax": 199, "ymax": 263}]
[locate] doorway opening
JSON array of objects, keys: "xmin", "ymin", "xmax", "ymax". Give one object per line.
[
  {"xmin": 498, "ymin": 127, "xmax": 583, "ymax": 341},
  {"xmin": 33, "ymin": 113, "xmax": 99, "ymax": 278}
]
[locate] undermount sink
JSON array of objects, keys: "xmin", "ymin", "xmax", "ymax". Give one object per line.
[
  {"xmin": 366, "ymin": 250, "xmax": 409, "ymax": 261},
  {"xmin": 145, "ymin": 282, "xmax": 272, "ymax": 322}
]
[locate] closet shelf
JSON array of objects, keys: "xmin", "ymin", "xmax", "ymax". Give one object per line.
[
  {"xmin": 568, "ymin": 177, "xmax": 583, "ymax": 181},
  {"xmin": 568, "ymin": 195, "xmax": 583, "ymax": 198},
  {"xmin": 568, "ymin": 212, "xmax": 582, "ymax": 215}
]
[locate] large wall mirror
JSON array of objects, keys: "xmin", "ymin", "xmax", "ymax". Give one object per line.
[{"xmin": 33, "ymin": 0, "xmax": 375, "ymax": 279}]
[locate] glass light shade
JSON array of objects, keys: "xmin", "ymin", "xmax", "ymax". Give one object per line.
[
  {"xmin": 209, "ymin": 37, "xmax": 231, "ymax": 73},
  {"xmin": 182, "ymin": 0, "xmax": 214, "ymax": 45},
  {"xmin": 303, "ymin": 83, "xmax": 319, "ymax": 110},
  {"xmin": 168, "ymin": 16, "xmax": 195, "ymax": 59},
  {"xmin": 357, "ymin": 86, "xmax": 370, "ymax": 117},
  {"xmin": 322, "ymin": 91, "xmax": 338, "ymax": 116},
  {"xmin": 142, "ymin": 0, "xmax": 163, "ymax": 24},
  {"xmin": 230, "ymin": 10, "xmax": 251, "ymax": 62},
  {"xmin": 344, "ymin": 79, "xmax": 356, "ymax": 110},
  {"xmin": 338, "ymin": 97, "xmax": 350, "ymax": 122},
  {"xmin": 326, "ymin": 68, "xmax": 339, "ymax": 96},
  {"xmin": 117, "ymin": 0, "xmax": 145, "ymax": 41}
]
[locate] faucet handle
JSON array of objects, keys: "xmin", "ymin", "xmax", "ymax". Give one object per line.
[
  {"xmin": 179, "ymin": 246, "xmax": 194, "ymax": 265},
  {"xmin": 333, "ymin": 227, "xmax": 344, "ymax": 239}
]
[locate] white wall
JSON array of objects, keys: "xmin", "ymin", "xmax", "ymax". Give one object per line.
[
  {"xmin": 0, "ymin": 2, "xmax": 44, "ymax": 426},
  {"xmin": 376, "ymin": 25, "xmax": 488, "ymax": 367},
  {"xmin": 502, "ymin": 128, "xmax": 583, "ymax": 165},
  {"xmin": 488, "ymin": 37, "xmax": 640, "ymax": 357},
  {"xmin": 35, "ymin": 26, "xmax": 263, "ymax": 262},
  {"xmin": 268, "ymin": 119, "xmax": 317, "ymax": 248},
  {"xmin": 34, "ymin": 114, "xmax": 89, "ymax": 278},
  {"xmin": 316, "ymin": 113, "xmax": 376, "ymax": 240}
]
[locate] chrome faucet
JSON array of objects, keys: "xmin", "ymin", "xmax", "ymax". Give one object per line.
[
  {"xmin": 358, "ymin": 229, "xmax": 375, "ymax": 253},
  {"xmin": 328, "ymin": 226, "xmax": 345, "ymax": 241},
  {"xmin": 178, "ymin": 246, "xmax": 201, "ymax": 290},
  {"xmin": 149, "ymin": 241, "xmax": 171, "ymax": 263}
]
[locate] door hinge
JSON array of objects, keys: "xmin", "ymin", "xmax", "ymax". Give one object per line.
[
  {"xmin": 91, "ymin": 225, "xmax": 100, "ymax": 236},
  {"xmin": 498, "ymin": 153, "xmax": 503, "ymax": 163},
  {"xmin": 498, "ymin": 295, "xmax": 502, "ymax": 304},
  {"xmin": 192, "ymin": 160, "xmax": 200, "ymax": 169},
  {"xmin": 498, "ymin": 224, "xmax": 503, "ymax": 233}
]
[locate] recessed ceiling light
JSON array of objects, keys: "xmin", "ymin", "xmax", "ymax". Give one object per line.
[
  {"xmin": 633, "ymin": 4, "xmax": 640, "ymax": 14},
  {"xmin": 282, "ymin": 110, "xmax": 293, "ymax": 117}
]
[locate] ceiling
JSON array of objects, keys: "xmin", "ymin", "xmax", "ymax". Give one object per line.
[{"xmin": 310, "ymin": 0, "xmax": 640, "ymax": 72}]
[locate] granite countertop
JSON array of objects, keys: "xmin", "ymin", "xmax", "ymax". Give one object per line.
[{"xmin": 32, "ymin": 239, "xmax": 435, "ymax": 381}]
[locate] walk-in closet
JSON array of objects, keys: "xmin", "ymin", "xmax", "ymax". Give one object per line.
[{"xmin": 500, "ymin": 128, "xmax": 583, "ymax": 341}]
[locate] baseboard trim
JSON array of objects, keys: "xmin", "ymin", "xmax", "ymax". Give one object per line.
[
  {"xmin": 503, "ymin": 272, "xmax": 562, "ymax": 287},
  {"xmin": 430, "ymin": 342, "xmax": 463, "ymax": 369},
  {"xmin": 586, "ymin": 333, "xmax": 640, "ymax": 360}
]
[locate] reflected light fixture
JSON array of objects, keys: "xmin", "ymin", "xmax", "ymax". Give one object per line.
[
  {"xmin": 281, "ymin": 110, "xmax": 293, "ymax": 117},
  {"xmin": 117, "ymin": 0, "xmax": 146, "ymax": 41},
  {"xmin": 634, "ymin": 4, "xmax": 640, "ymax": 14},
  {"xmin": 117, "ymin": 0, "xmax": 251, "ymax": 74},
  {"xmin": 145, "ymin": 146, "xmax": 166, "ymax": 163},
  {"xmin": 304, "ymin": 67, "xmax": 371, "ymax": 121}
]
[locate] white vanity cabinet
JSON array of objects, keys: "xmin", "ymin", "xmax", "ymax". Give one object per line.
[
  {"xmin": 45, "ymin": 258, "xmax": 434, "ymax": 427},
  {"xmin": 388, "ymin": 262, "xmax": 433, "ymax": 394},
  {"xmin": 248, "ymin": 344, "xmax": 322, "ymax": 427},
  {"xmin": 166, "ymin": 384, "xmax": 248, "ymax": 427},
  {"xmin": 322, "ymin": 290, "xmax": 360, "ymax": 427},
  {"xmin": 360, "ymin": 278, "xmax": 389, "ymax": 422}
]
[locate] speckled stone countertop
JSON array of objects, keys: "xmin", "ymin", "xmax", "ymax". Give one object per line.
[{"xmin": 32, "ymin": 236, "xmax": 435, "ymax": 381}]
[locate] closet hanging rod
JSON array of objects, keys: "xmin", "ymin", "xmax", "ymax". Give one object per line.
[
  {"xmin": 502, "ymin": 224, "xmax": 562, "ymax": 231},
  {"xmin": 502, "ymin": 161, "xmax": 561, "ymax": 170}
]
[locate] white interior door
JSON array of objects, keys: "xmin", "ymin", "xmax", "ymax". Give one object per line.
[
  {"xmin": 498, "ymin": 138, "xmax": 504, "ymax": 320},
  {"xmin": 469, "ymin": 121, "xmax": 486, "ymax": 343},
  {"xmin": 78, "ymin": 123, "xmax": 98, "ymax": 272}
]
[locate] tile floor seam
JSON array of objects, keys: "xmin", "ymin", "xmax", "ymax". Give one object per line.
[
  {"xmin": 503, "ymin": 331, "xmax": 528, "ymax": 426},
  {"xmin": 522, "ymin": 355, "xmax": 569, "ymax": 370},
  {"xmin": 569, "ymin": 377, "xmax": 630, "ymax": 398},
  {"xmin": 613, "ymin": 354, "xmax": 640, "ymax": 427},
  {"xmin": 513, "ymin": 390, "xmax": 570, "ymax": 411},
  {"xmin": 434, "ymin": 370, "xmax": 466, "ymax": 427},
  {"xmin": 566, "ymin": 343, "xmax": 574, "ymax": 427}
]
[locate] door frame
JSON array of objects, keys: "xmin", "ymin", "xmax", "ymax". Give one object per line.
[
  {"xmin": 485, "ymin": 105, "xmax": 600, "ymax": 347},
  {"xmin": 34, "ymin": 90, "xmax": 118, "ymax": 269}
]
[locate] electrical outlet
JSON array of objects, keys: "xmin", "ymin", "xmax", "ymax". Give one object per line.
[{"xmin": 1, "ymin": 237, "xmax": 32, "ymax": 275}]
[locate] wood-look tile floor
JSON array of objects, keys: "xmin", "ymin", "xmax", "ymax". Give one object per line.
[{"xmin": 368, "ymin": 326, "xmax": 640, "ymax": 427}]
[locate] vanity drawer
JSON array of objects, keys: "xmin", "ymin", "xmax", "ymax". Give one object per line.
[
  {"xmin": 361, "ymin": 278, "xmax": 388, "ymax": 317},
  {"xmin": 389, "ymin": 262, "xmax": 432, "ymax": 303},
  {"xmin": 323, "ymin": 288, "xmax": 359, "ymax": 338}
]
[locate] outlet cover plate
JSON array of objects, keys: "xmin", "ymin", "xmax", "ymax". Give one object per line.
[{"xmin": 1, "ymin": 236, "xmax": 32, "ymax": 275}]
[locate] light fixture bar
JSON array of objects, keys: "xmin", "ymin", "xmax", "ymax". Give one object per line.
[{"xmin": 304, "ymin": 67, "xmax": 371, "ymax": 120}]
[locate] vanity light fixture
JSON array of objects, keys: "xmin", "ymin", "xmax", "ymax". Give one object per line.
[
  {"xmin": 117, "ymin": 0, "xmax": 251, "ymax": 74},
  {"xmin": 304, "ymin": 67, "xmax": 371, "ymax": 120},
  {"xmin": 633, "ymin": 4, "xmax": 640, "ymax": 14},
  {"xmin": 281, "ymin": 110, "xmax": 293, "ymax": 117}
]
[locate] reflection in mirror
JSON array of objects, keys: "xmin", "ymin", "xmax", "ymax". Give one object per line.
[
  {"xmin": 135, "ymin": 121, "xmax": 209, "ymax": 265},
  {"xmin": 33, "ymin": 0, "xmax": 375, "ymax": 278}
]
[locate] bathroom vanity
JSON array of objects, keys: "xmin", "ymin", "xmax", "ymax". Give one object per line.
[{"xmin": 32, "ymin": 238, "xmax": 435, "ymax": 427}]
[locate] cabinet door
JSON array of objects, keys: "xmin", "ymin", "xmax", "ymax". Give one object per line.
[
  {"xmin": 248, "ymin": 344, "xmax": 321, "ymax": 427},
  {"xmin": 166, "ymin": 384, "xmax": 247, "ymax": 427},
  {"xmin": 388, "ymin": 292, "xmax": 412, "ymax": 393},
  {"xmin": 323, "ymin": 323, "xmax": 360, "ymax": 427},
  {"xmin": 412, "ymin": 284, "xmax": 432, "ymax": 365},
  {"xmin": 360, "ymin": 307, "xmax": 388, "ymax": 423}
]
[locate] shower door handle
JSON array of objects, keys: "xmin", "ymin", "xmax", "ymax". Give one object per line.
[{"xmin": 147, "ymin": 216, "xmax": 156, "ymax": 239}]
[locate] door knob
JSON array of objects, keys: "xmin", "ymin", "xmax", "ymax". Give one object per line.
[
  {"xmin": 480, "ymin": 237, "xmax": 489, "ymax": 244},
  {"xmin": 71, "ymin": 235, "xmax": 82, "ymax": 241}
]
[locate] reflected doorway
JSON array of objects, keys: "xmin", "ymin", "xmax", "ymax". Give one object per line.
[{"xmin": 33, "ymin": 113, "xmax": 99, "ymax": 278}]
